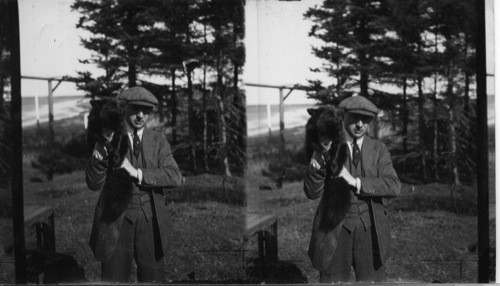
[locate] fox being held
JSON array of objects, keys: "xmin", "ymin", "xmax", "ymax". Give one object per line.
[
  {"xmin": 87, "ymin": 97, "xmax": 133, "ymax": 222},
  {"xmin": 305, "ymin": 106, "xmax": 350, "ymax": 231}
]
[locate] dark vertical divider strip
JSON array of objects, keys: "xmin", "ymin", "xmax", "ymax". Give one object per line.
[
  {"xmin": 475, "ymin": 0, "xmax": 489, "ymax": 283},
  {"xmin": 8, "ymin": 0, "xmax": 27, "ymax": 283}
]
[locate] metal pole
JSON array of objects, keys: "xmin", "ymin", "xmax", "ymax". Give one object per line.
[
  {"xmin": 8, "ymin": 0, "xmax": 27, "ymax": 283},
  {"xmin": 475, "ymin": 0, "xmax": 489, "ymax": 283},
  {"xmin": 47, "ymin": 79, "xmax": 54, "ymax": 145}
]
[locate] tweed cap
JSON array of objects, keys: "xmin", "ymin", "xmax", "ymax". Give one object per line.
[
  {"xmin": 118, "ymin": 86, "xmax": 158, "ymax": 108},
  {"xmin": 338, "ymin": 95, "xmax": 378, "ymax": 117}
]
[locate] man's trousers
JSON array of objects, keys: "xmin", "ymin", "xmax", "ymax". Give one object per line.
[
  {"xmin": 319, "ymin": 217, "xmax": 385, "ymax": 283},
  {"xmin": 101, "ymin": 212, "xmax": 165, "ymax": 283}
]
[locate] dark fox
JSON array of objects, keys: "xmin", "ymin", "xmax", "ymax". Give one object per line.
[
  {"xmin": 87, "ymin": 97, "xmax": 133, "ymax": 222},
  {"xmin": 305, "ymin": 106, "xmax": 350, "ymax": 231}
]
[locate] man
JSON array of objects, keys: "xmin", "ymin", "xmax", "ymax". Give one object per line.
[
  {"xmin": 86, "ymin": 86, "xmax": 183, "ymax": 283},
  {"xmin": 304, "ymin": 95, "xmax": 401, "ymax": 282}
]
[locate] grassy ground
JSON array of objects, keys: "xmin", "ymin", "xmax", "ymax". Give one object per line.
[
  {"xmin": 0, "ymin": 116, "xmax": 495, "ymax": 283},
  {"xmin": 244, "ymin": 126, "xmax": 494, "ymax": 283},
  {"xmin": 1, "ymin": 168, "xmax": 247, "ymax": 283},
  {"xmin": 246, "ymin": 159, "xmax": 481, "ymax": 283},
  {"xmin": 1, "ymin": 118, "xmax": 248, "ymax": 284}
]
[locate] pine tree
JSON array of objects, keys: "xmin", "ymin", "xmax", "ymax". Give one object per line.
[
  {"xmin": 71, "ymin": 0, "xmax": 156, "ymax": 94},
  {"xmin": 305, "ymin": 0, "xmax": 394, "ymax": 138},
  {"xmin": 306, "ymin": 0, "xmax": 477, "ymax": 184},
  {"xmin": 72, "ymin": 0, "xmax": 245, "ymax": 176}
]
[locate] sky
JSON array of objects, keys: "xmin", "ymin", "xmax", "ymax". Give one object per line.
[
  {"xmin": 19, "ymin": 0, "xmax": 91, "ymax": 96},
  {"xmin": 243, "ymin": 0, "xmax": 326, "ymax": 105},
  {"xmin": 244, "ymin": 0, "xmax": 495, "ymax": 105},
  {"xmin": 18, "ymin": 0, "xmax": 495, "ymax": 104}
]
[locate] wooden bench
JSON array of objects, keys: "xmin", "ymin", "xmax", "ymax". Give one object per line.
[
  {"xmin": 23, "ymin": 206, "xmax": 55, "ymax": 284},
  {"xmin": 244, "ymin": 214, "xmax": 278, "ymax": 279},
  {"xmin": 6, "ymin": 206, "xmax": 55, "ymax": 283},
  {"xmin": 24, "ymin": 206, "xmax": 55, "ymax": 254}
]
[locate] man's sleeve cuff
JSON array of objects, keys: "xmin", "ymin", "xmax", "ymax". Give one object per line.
[
  {"xmin": 137, "ymin": 168, "xmax": 143, "ymax": 185},
  {"xmin": 355, "ymin": 177, "xmax": 361, "ymax": 194}
]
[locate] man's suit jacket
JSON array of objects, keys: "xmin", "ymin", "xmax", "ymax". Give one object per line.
[
  {"xmin": 86, "ymin": 128, "xmax": 183, "ymax": 262},
  {"xmin": 304, "ymin": 136, "xmax": 401, "ymax": 272}
]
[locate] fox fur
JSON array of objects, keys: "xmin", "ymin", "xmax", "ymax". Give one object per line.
[
  {"xmin": 305, "ymin": 106, "xmax": 350, "ymax": 231},
  {"xmin": 87, "ymin": 98, "xmax": 133, "ymax": 222}
]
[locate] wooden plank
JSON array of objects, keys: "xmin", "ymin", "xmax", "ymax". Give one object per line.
[
  {"xmin": 24, "ymin": 206, "xmax": 53, "ymax": 227},
  {"xmin": 245, "ymin": 214, "xmax": 277, "ymax": 236},
  {"xmin": 264, "ymin": 221, "xmax": 278, "ymax": 261}
]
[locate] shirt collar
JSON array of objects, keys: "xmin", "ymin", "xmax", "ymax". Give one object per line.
[
  {"xmin": 124, "ymin": 122, "xmax": 144, "ymax": 139},
  {"xmin": 343, "ymin": 128, "xmax": 364, "ymax": 148}
]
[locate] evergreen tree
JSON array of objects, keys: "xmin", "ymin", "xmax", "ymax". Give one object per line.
[
  {"xmin": 71, "ymin": 0, "xmax": 156, "ymax": 95},
  {"xmin": 431, "ymin": 0, "xmax": 476, "ymax": 185},
  {"xmin": 72, "ymin": 0, "xmax": 245, "ymax": 176},
  {"xmin": 305, "ymin": 0, "xmax": 394, "ymax": 138},
  {"xmin": 306, "ymin": 0, "xmax": 477, "ymax": 185},
  {"xmin": 385, "ymin": 0, "xmax": 437, "ymax": 181},
  {"xmin": 198, "ymin": 0, "xmax": 245, "ymax": 176}
]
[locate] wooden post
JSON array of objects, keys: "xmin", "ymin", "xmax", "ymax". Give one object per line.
[
  {"xmin": 279, "ymin": 88, "xmax": 284, "ymax": 152},
  {"xmin": 266, "ymin": 101, "xmax": 271, "ymax": 137},
  {"xmin": 264, "ymin": 221, "xmax": 278, "ymax": 262},
  {"xmin": 8, "ymin": 0, "xmax": 27, "ymax": 283},
  {"xmin": 257, "ymin": 231, "xmax": 265, "ymax": 279},
  {"xmin": 187, "ymin": 70, "xmax": 196, "ymax": 173},
  {"xmin": 47, "ymin": 79, "xmax": 54, "ymax": 145},
  {"xmin": 35, "ymin": 93, "xmax": 40, "ymax": 128},
  {"xmin": 45, "ymin": 211, "xmax": 56, "ymax": 252},
  {"xmin": 475, "ymin": 0, "xmax": 489, "ymax": 283}
]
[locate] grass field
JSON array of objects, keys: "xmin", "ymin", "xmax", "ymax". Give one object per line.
[
  {"xmin": 245, "ymin": 173, "xmax": 480, "ymax": 283},
  {"xmin": 1, "ymin": 168, "xmax": 248, "ymax": 283},
  {"xmin": 245, "ymin": 125, "xmax": 495, "ymax": 283},
  {"xmin": 0, "ymin": 112, "xmax": 495, "ymax": 283},
  {"xmin": 1, "ymin": 117, "xmax": 250, "ymax": 283}
]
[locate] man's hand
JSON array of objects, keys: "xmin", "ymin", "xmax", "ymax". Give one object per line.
[
  {"xmin": 92, "ymin": 149, "xmax": 104, "ymax": 160},
  {"xmin": 92, "ymin": 130, "xmax": 115, "ymax": 161},
  {"xmin": 337, "ymin": 166, "xmax": 357, "ymax": 188},
  {"xmin": 310, "ymin": 150, "xmax": 325, "ymax": 170},
  {"xmin": 310, "ymin": 158, "xmax": 321, "ymax": 169},
  {"xmin": 93, "ymin": 141, "xmax": 108, "ymax": 161},
  {"xmin": 319, "ymin": 138, "xmax": 332, "ymax": 151},
  {"xmin": 120, "ymin": 157, "xmax": 138, "ymax": 179}
]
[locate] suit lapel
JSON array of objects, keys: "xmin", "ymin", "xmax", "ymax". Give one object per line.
[
  {"xmin": 141, "ymin": 128, "xmax": 154, "ymax": 168},
  {"xmin": 361, "ymin": 136, "xmax": 375, "ymax": 171}
]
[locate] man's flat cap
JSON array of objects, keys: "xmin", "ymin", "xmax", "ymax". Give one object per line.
[
  {"xmin": 118, "ymin": 86, "xmax": 158, "ymax": 108},
  {"xmin": 338, "ymin": 95, "xmax": 378, "ymax": 117}
]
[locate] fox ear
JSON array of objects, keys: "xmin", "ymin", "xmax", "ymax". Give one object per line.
[{"xmin": 307, "ymin": 106, "xmax": 326, "ymax": 116}]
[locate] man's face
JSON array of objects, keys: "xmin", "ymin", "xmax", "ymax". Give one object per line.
[
  {"xmin": 125, "ymin": 104, "xmax": 154, "ymax": 130},
  {"xmin": 343, "ymin": 112, "xmax": 373, "ymax": 140}
]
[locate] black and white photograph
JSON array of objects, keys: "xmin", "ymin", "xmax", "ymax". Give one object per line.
[
  {"xmin": 0, "ymin": 0, "xmax": 496, "ymax": 283},
  {"xmin": 244, "ymin": 0, "xmax": 495, "ymax": 283}
]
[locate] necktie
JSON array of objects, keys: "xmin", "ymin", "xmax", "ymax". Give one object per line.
[
  {"xmin": 352, "ymin": 139, "xmax": 361, "ymax": 167},
  {"xmin": 133, "ymin": 129, "xmax": 141, "ymax": 158}
]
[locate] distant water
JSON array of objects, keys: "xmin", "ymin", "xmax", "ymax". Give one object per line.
[
  {"xmin": 21, "ymin": 96, "xmax": 494, "ymax": 132},
  {"xmin": 22, "ymin": 95, "xmax": 90, "ymax": 127},
  {"xmin": 246, "ymin": 104, "xmax": 313, "ymax": 137},
  {"xmin": 22, "ymin": 97, "xmax": 314, "ymax": 135},
  {"xmin": 487, "ymin": 95, "xmax": 494, "ymax": 126}
]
